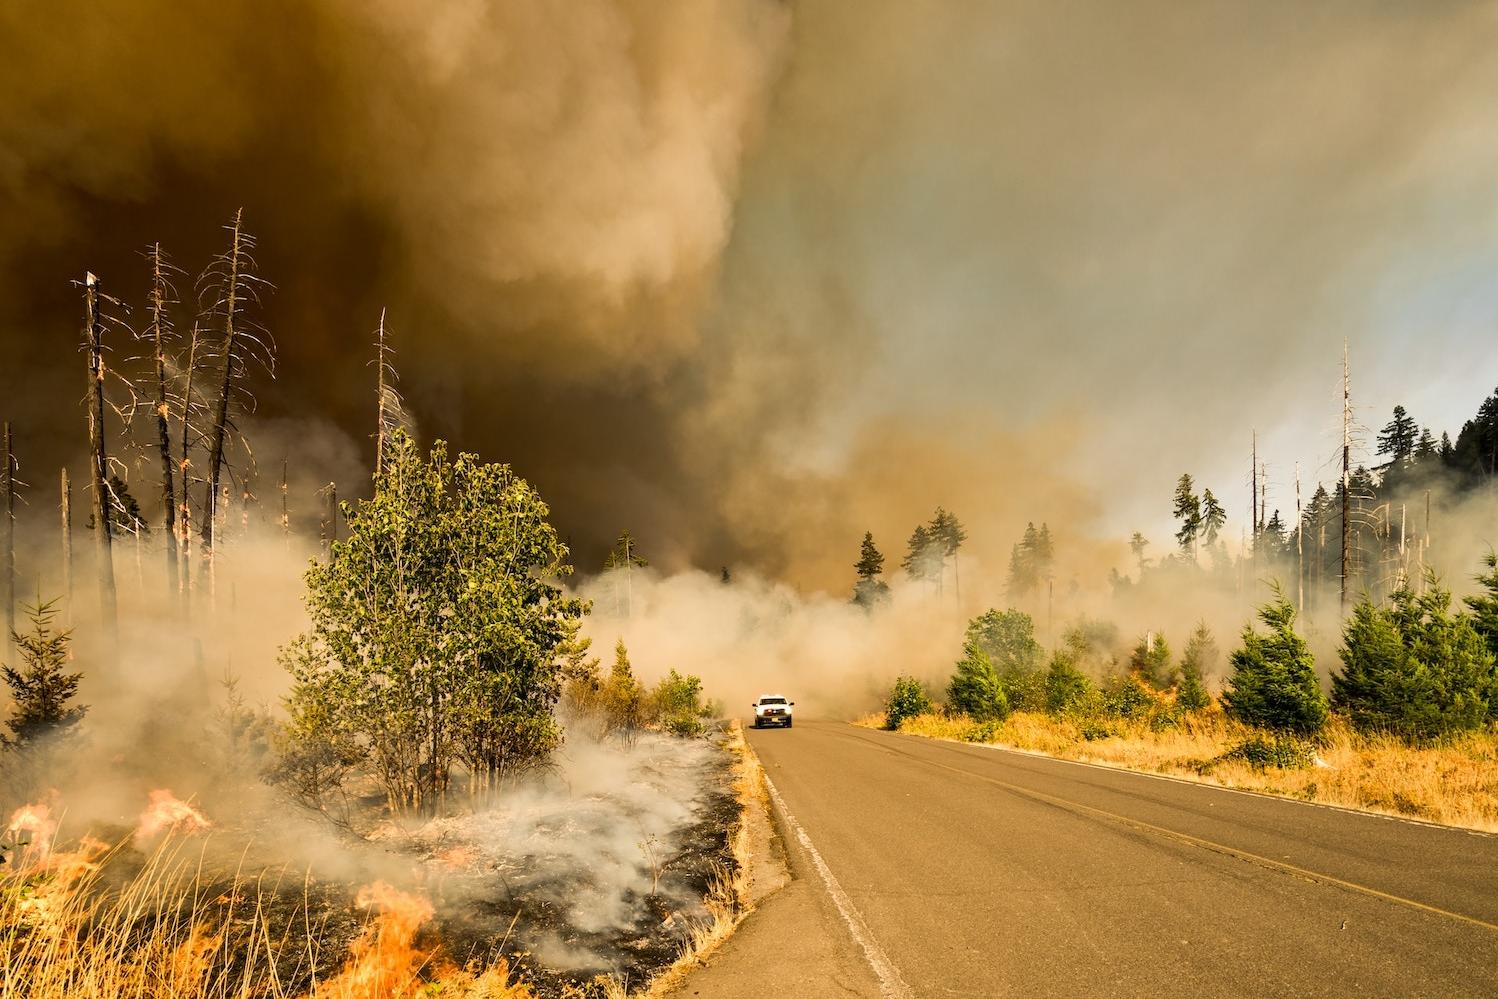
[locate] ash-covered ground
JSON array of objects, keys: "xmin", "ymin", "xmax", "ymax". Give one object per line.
[{"xmin": 404, "ymin": 731, "xmax": 739, "ymax": 993}]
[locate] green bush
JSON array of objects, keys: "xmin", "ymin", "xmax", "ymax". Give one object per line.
[
  {"xmin": 1101, "ymin": 675, "xmax": 1154, "ymax": 719},
  {"xmin": 1223, "ymin": 592, "xmax": 1327, "ymax": 736},
  {"xmin": 1222, "ymin": 734, "xmax": 1314, "ymax": 770},
  {"xmin": 964, "ymin": 718, "xmax": 1004, "ymax": 743},
  {"xmin": 1044, "ymin": 653, "xmax": 1093, "ymax": 715},
  {"xmin": 884, "ymin": 676, "xmax": 934, "ymax": 731},
  {"xmin": 650, "ymin": 668, "xmax": 712, "ymax": 738},
  {"xmin": 1177, "ymin": 623, "xmax": 1217, "ymax": 712},
  {"xmin": 1334, "ymin": 584, "xmax": 1496, "ymax": 743},
  {"xmin": 1079, "ymin": 721, "xmax": 1115, "ymax": 741}
]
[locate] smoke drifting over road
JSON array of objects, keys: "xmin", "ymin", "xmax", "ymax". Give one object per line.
[{"xmin": 5, "ymin": 1, "xmax": 1498, "ymax": 588}]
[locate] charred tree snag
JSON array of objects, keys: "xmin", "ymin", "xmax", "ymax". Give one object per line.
[
  {"xmin": 2, "ymin": 422, "xmax": 13, "ymax": 657},
  {"xmin": 82, "ymin": 273, "xmax": 118, "ymax": 640},
  {"xmin": 60, "ymin": 468, "xmax": 72, "ymax": 619},
  {"xmin": 146, "ymin": 243, "xmax": 180, "ymax": 603}
]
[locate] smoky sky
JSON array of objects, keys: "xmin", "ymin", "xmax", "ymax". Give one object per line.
[{"xmin": 5, "ymin": 0, "xmax": 1498, "ymax": 589}]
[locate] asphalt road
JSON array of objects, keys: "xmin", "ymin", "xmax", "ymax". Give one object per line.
[{"xmin": 702, "ymin": 720, "xmax": 1498, "ymax": 998}]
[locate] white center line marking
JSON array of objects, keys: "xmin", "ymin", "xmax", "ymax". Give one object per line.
[{"xmin": 764, "ymin": 774, "xmax": 915, "ymax": 999}]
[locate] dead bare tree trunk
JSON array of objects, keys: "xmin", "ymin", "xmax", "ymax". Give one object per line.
[
  {"xmin": 147, "ymin": 243, "xmax": 180, "ymax": 604},
  {"xmin": 178, "ymin": 320, "xmax": 202, "ymax": 614},
  {"xmin": 1341, "ymin": 339, "xmax": 1352, "ymax": 615},
  {"xmin": 83, "ymin": 273, "xmax": 118, "ymax": 641},
  {"xmin": 60, "ymin": 468, "xmax": 72, "ymax": 619},
  {"xmin": 2, "ymin": 422, "xmax": 14, "ymax": 657},
  {"xmin": 280, "ymin": 459, "xmax": 289, "ymax": 548},
  {"xmin": 202, "ymin": 210, "xmax": 245, "ymax": 552}
]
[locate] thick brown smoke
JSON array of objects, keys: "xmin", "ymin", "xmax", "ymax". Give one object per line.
[{"xmin": 4, "ymin": 1, "xmax": 1498, "ymax": 592}]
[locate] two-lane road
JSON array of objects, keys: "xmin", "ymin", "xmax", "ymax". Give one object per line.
[{"xmin": 686, "ymin": 720, "xmax": 1498, "ymax": 998}]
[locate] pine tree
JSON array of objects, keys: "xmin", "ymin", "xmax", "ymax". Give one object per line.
[
  {"xmin": 2, "ymin": 598, "xmax": 86, "ymax": 749},
  {"xmin": 1415, "ymin": 428, "xmax": 1437, "ymax": 462},
  {"xmin": 852, "ymin": 531, "xmax": 890, "ymax": 608},
  {"xmin": 1201, "ymin": 490, "xmax": 1226, "ymax": 546},
  {"xmin": 1465, "ymin": 551, "xmax": 1498, "ymax": 665},
  {"xmin": 901, "ymin": 524, "xmax": 940, "ymax": 584},
  {"xmin": 1128, "ymin": 532, "xmax": 1150, "ymax": 575},
  {"xmin": 604, "ymin": 529, "xmax": 649, "ymax": 569},
  {"xmin": 1223, "ymin": 591, "xmax": 1327, "ymax": 735},
  {"xmin": 1178, "ymin": 623, "xmax": 1218, "ymax": 711},
  {"xmin": 1336, "ymin": 581, "xmax": 1497, "ymax": 740},
  {"xmin": 1376, "ymin": 405, "xmax": 1419, "ymax": 465},
  {"xmin": 947, "ymin": 640, "xmax": 1009, "ymax": 722},
  {"xmin": 1128, "ymin": 632, "xmax": 1174, "ymax": 689},
  {"xmin": 1173, "ymin": 474, "xmax": 1202, "ymax": 559}
]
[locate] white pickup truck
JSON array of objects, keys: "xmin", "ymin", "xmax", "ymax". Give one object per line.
[{"xmin": 751, "ymin": 694, "xmax": 794, "ymax": 729}]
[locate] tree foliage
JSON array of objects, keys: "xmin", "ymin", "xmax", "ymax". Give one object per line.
[
  {"xmin": 1222, "ymin": 593, "xmax": 1327, "ymax": 735},
  {"xmin": 852, "ymin": 531, "xmax": 891, "ymax": 608},
  {"xmin": 884, "ymin": 676, "xmax": 933, "ymax": 730},
  {"xmin": 948, "ymin": 640, "xmax": 1010, "ymax": 722},
  {"xmin": 1128, "ymin": 632, "xmax": 1174, "ymax": 689},
  {"xmin": 278, "ymin": 431, "xmax": 585, "ymax": 815},
  {"xmin": 1177, "ymin": 623, "xmax": 1217, "ymax": 712},
  {"xmin": 1173, "ymin": 474, "xmax": 1201, "ymax": 558},
  {"xmin": 1334, "ymin": 582, "xmax": 1496, "ymax": 742},
  {"xmin": 2, "ymin": 599, "xmax": 86, "ymax": 750}
]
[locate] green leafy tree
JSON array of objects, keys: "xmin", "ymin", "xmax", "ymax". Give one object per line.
[
  {"xmin": 1334, "ymin": 582, "xmax": 1497, "ymax": 741},
  {"xmin": 279, "ymin": 431, "xmax": 584, "ymax": 815},
  {"xmin": 1128, "ymin": 632, "xmax": 1174, "ymax": 689},
  {"xmin": 2, "ymin": 598, "xmax": 86, "ymax": 749},
  {"xmin": 948, "ymin": 640, "xmax": 1009, "ymax": 722},
  {"xmin": 852, "ymin": 531, "xmax": 891, "ymax": 608},
  {"xmin": 884, "ymin": 676, "xmax": 933, "ymax": 730},
  {"xmin": 965, "ymin": 608, "xmax": 1045, "ymax": 709},
  {"xmin": 1222, "ymin": 592, "xmax": 1327, "ymax": 735},
  {"xmin": 650, "ymin": 669, "xmax": 709, "ymax": 736},
  {"xmin": 1006, "ymin": 523, "xmax": 1053, "ymax": 598},
  {"xmin": 1173, "ymin": 474, "xmax": 1202, "ymax": 559}
]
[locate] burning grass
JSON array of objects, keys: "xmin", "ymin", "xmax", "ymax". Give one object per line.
[
  {"xmin": 0, "ymin": 727, "xmax": 752, "ymax": 999},
  {"xmin": 861, "ymin": 709, "xmax": 1498, "ymax": 832},
  {"xmin": 0, "ymin": 799, "xmax": 537, "ymax": 999}
]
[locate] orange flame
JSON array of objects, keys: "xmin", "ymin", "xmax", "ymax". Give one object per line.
[
  {"xmin": 311, "ymin": 882, "xmax": 435, "ymax": 999},
  {"xmin": 135, "ymin": 789, "xmax": 213, "ymax": 840},
  {"xmin": 6, "ymin": 799, "xmax": 59, "ymax": 860}
]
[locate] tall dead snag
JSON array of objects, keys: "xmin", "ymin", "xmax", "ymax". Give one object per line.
[
  {"xmin": 177, "ymin": 319, "xmax": 203, "ymax": 609},
  {"xmin": 60, "ymin": 468, "xmax": 72, "ymax": 617},
  {"xmin": 1341, "ymin": 339, "xmax": 1352, "ymax": 615},
  {"xmin": 197, "ymin": 209, "xmax": 274, "ymax": 556},
  {"xmin": 81, "ymin": 273, "xmax": 118, "ymax": 640},
  {"xmin": 144, "ymin": 243, "xmax": 180, "ymax": 602},
  {"xmin": 372, "ymin": 309, "xmax": 407, "ymax": 477},
  {"xmin": 2, "ymin": 422, "xmax": 14, "ymax": 657}
]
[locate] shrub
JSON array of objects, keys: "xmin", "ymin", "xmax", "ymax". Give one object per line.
[
  {"xmin": 1223, "ymin": 592, "xmax": 1327, "ymax": 736},
  {"xmin": 1221, "ymin": 734, "xmax": 1314, "ymax": 770},
  {"xmin": 1079, "ymin": 721, "xmax": 1115, "ymax": 741},
  {"xmin": 964, "ymin": 719, "xmax": 1004, "ymax": 743},
  {"xmin": 1044, "ymin": 653, "xmax": 1093, "ymax": 715},
  {"xmin": 948, "ymin": 641, "xmax": 1010, "ymax": 722},
  {"xmin": 1101, "ymin": 675, "xmax": 1154, "ymax": 719},
  {"xmin": 1333, "ymin": 584, "xmax": 1496, "ymax": 742},
  {"xmin": 650, "ymin": 669, "xmax": 711, "ymax": 737},
  {"xmin": 884, "ymin": 676, "xmax": 933, "ymax": 730}
]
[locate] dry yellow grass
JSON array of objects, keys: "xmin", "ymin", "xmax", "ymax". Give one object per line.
[{"xmin": 862, "ymin": 709, "xmax": 1498, "ymax": 832}]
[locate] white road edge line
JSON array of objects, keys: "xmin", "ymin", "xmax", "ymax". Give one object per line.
[{"xmin": 763, "ymin": 774, "xmax": 915, "ymax": 999}]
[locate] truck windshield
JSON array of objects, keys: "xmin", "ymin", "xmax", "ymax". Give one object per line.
[{"xmin": 760, "ymin": 697, "xmax": 787, "ymax": 705}]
